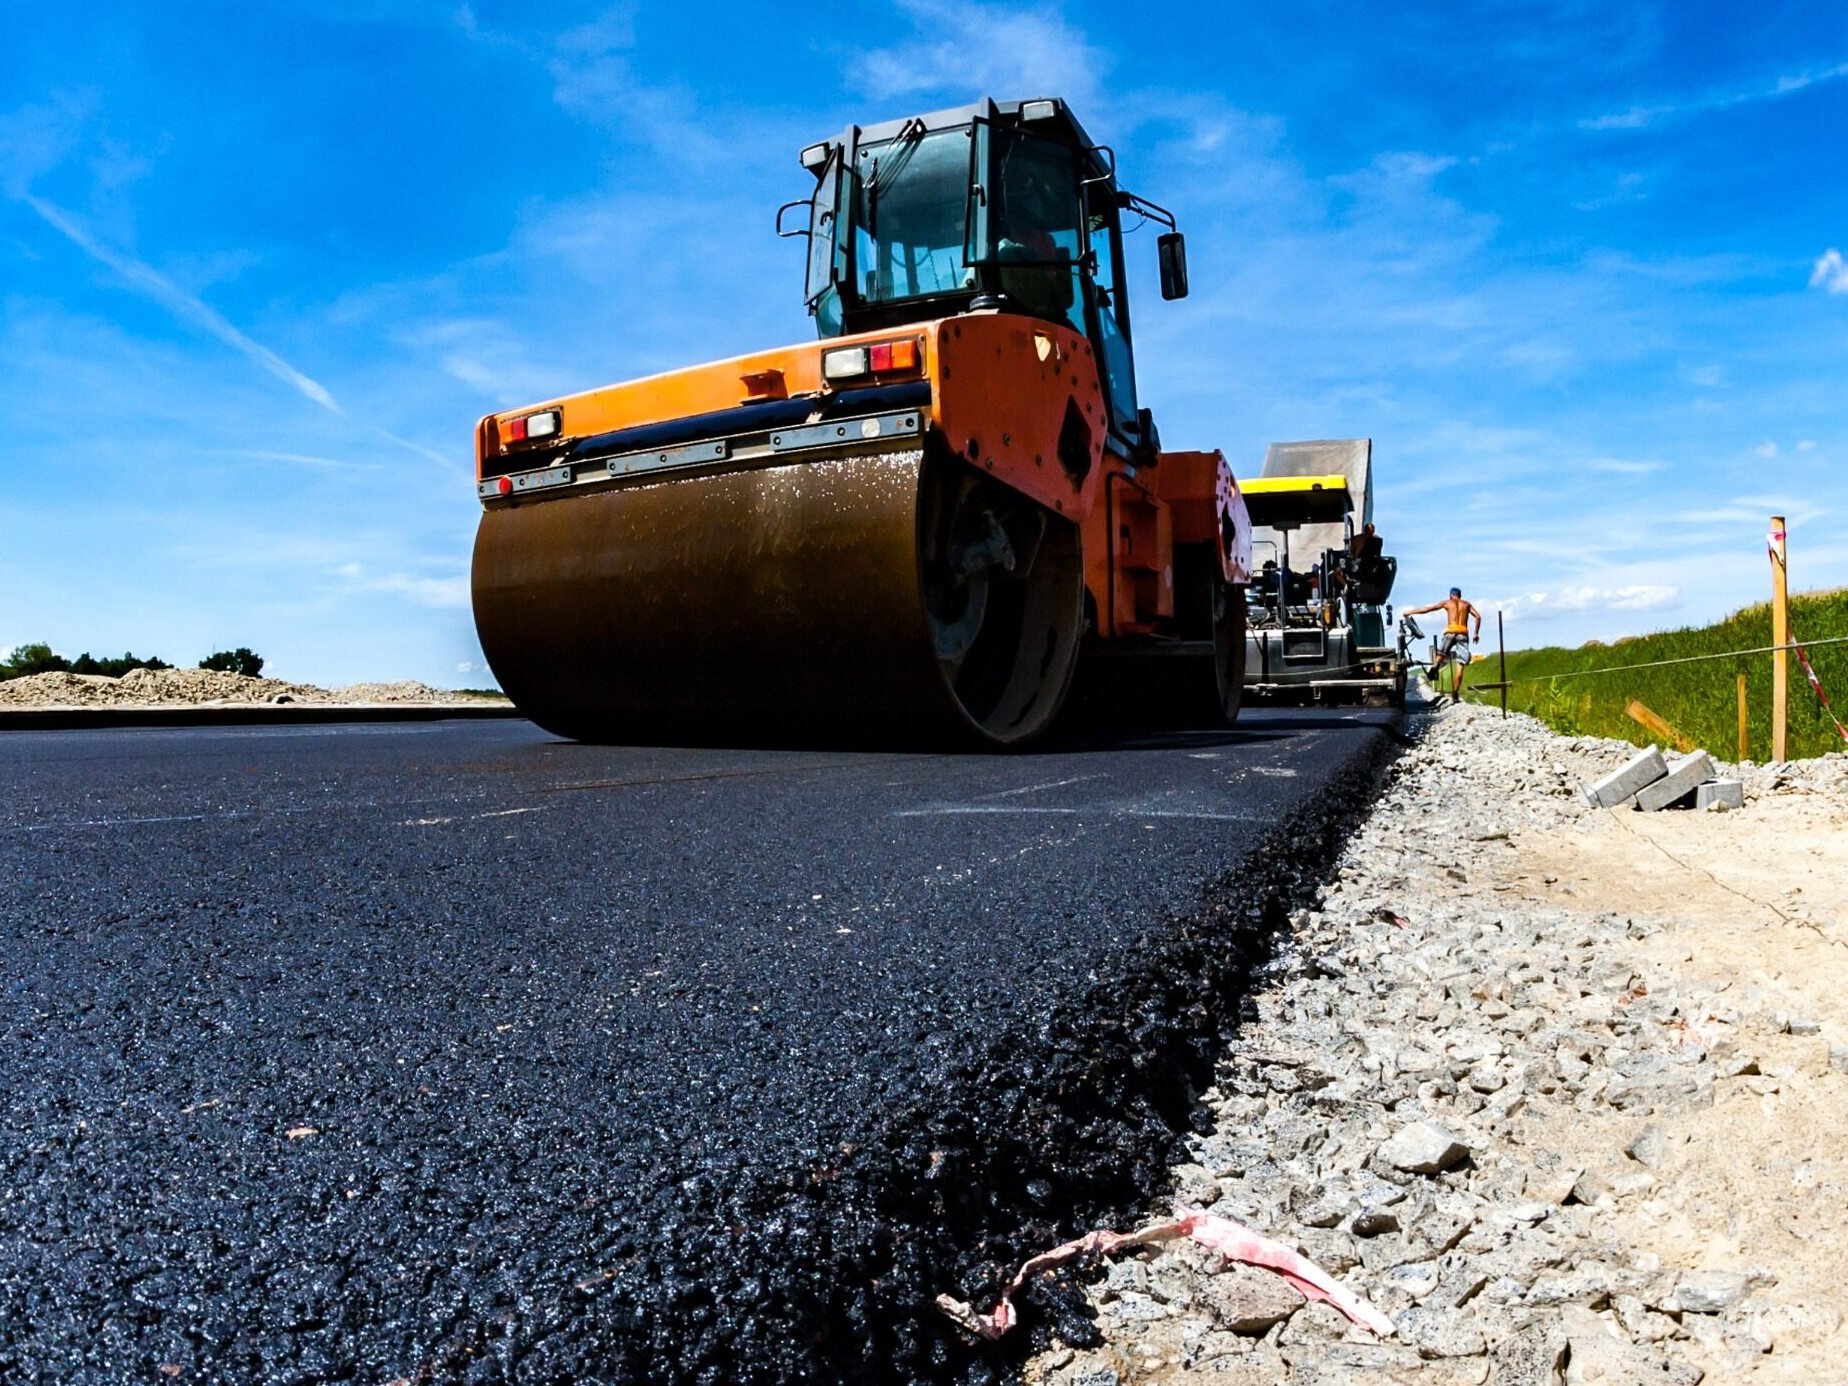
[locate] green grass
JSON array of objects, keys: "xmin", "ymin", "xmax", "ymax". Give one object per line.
[{"xmin": 1461, "ymin": 588, "xmax": 1848, "ymax": 762}]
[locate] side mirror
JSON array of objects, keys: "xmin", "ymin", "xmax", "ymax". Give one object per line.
[{"xmin": 1157, "ymin": 232, "xmax": 1189, "ymax": 300}]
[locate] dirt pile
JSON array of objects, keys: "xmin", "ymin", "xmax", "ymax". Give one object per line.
[{"xmin": 0, "ymin": 668, "xmax": 501, "ymax": 708}]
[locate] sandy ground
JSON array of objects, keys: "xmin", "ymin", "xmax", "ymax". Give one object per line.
[
  {"xmin": 1508, "ymin": 778, "xmax": 1848, "ymax": 1381},
  {"xmin": 0, "ymin": 668, "xmax": 506, "ymax": 708}
]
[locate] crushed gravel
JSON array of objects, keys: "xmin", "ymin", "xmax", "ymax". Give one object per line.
[{"xmin": 1018, "ymin": 693, "xmax": 1848, "ymax": 1386}]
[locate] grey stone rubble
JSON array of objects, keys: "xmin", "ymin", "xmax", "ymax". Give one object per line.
[{"xmin": 1028, "ymin": 695, "xmax": 1848, "ymax": 1386}]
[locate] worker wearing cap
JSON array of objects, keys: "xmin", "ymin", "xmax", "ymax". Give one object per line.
[{"xmin": 1404, "ymin": 587, "xmax": 1481, "ymax": 704}]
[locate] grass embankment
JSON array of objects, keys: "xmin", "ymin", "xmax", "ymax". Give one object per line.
[{"xmin": 1467, "ymin": 589, "xmax": 1848, "ymax": 762}]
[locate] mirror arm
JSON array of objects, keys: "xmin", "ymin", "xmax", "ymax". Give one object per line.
[
  {"xmin": 1115, "ymin": 190, "xmax": 1178, "ymax": 233},
  {"xmin": 775, "ymin": 199, "xmax": 813, "ymax": 240}
]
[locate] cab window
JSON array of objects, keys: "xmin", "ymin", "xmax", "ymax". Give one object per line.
[
  {"xmin": 1084, "ymin": 185, "xmax": 1138, "ymax": 439},
  {"xmin": 850, "ymin": 129, "xmax": 977, "ymax": 305},
  {"xmin": 990, "ymin": 131, "xmax": 1084, "ymax": 335}
]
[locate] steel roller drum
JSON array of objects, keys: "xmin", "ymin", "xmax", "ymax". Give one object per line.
[{"xmin": 471, "ymin": 447, "xmax": 1085, "ymax": 745}]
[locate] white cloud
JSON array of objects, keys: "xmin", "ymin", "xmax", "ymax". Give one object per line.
[
  {"xmin": 238, "ymin": 449, "xmax": 367, "ymax": 474},
  {"xmin": 1588, "ymin": 458, "xmax": 1667, "ymax": 474},
  {"xmin": 362, "ymin": 572, "xmax": 472, "ymax": 609},
  {"xmin": 1333, "ymin": 151, "xmax": 1460, "ymax": 199},
  {"xmin": 1797, "ymin": 439, "xmax": 1817, "ymax": 452},
  {"xmin": 1670, "ymin": 498, "xmax": 1834, "ymax": 525},
  {"xmin": 325, "ymin": 560, "xmax": 470, "ymax": 610},
  {"xmin": 857, "ymin": 1, "xmax": 1111, "ymax": 111},
  {"xmin": 1581, "ymin": 59, "xmax": 1848, "ymax": 133},
  {"xmin": 1500, "ymin": 584, "xmax": 1680, "ymax": 620},
  {"xmin": 1580, "ymin": 104, "xmax": 1676, "ymax": 131},
  {"xmin": 0, "ymin": 92, "xmax": 93, "ymax": 196},
  {"xmin": 1771, "ymin": 60, "xmax": 1848, "ymax": 97},
  {"xmin": 545, "ymin": 7, "xmax": 722, "ymax": 163},
  {"xmin": 1811, "ymin": 248, "xmax": 1848, "ymax": 294},
  {"xmin": 1754, "ymin": 440, "xmax": 1779, "ymax": 459},
  {"xmin": 24, "ymin": 196, "xmax": 342, "ymax": 414}
]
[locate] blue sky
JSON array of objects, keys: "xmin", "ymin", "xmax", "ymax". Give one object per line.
[{"xmin": 3, "ymin": 1, "xmax": 1845, "ymax": 686}]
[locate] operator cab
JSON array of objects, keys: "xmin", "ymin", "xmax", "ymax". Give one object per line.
[{"xmin": 784, "ymin": 97, "xmax": 1188, "ymax": 461}]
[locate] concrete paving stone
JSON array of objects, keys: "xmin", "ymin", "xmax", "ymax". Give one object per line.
[
  {"xmin": 1695, "ymin": 779, "xmax": 1744, "ymax": 811},
  {"xmin": 1635, "ymin": 752, "xmax": 1716, "ymax": 812},
  {"xmin": 1581, "ymin": 746, "xmax": 1667, "ymax": 808}
]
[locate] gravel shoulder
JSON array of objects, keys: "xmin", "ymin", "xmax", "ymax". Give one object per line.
[
  {"xmin": 0, "ymin": 668, "xmax": 506, "ymax": 709},
  {"xmin": 1021, "ymin": 695, "xmax": 1848, "ymax": 1385}
]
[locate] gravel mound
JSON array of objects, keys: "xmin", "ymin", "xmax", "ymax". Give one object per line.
[
  {"xmin": 0, "ymin": 668, "xmax": 497, "ymax": 708},
  {"xmin": 1025, "ymin": 695, "xmax": 1848, "ymax": 1385}
]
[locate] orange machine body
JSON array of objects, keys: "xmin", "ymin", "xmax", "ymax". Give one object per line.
[{"xmin": 477, "ymin": 310, "xmax": 1245, "ymax": 648}]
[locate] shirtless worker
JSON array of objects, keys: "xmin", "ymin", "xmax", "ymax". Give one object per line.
[{"xmin": 1404, "ymin": 587, "xmax": 1482, "ymax": 703}]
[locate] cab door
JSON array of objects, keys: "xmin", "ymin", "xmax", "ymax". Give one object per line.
[{"xmin": 1081, "ymin": 183, "xmax": 1140, "ymax": 455}]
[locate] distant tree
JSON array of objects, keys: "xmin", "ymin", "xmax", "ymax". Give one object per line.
[
  {"xmin": 0, "ymin": 642, "xmax": 70, "ymax": 679},
  {"xmin": 199, "ymin": 647, "xmax": 265, "ymax": 678},
  {"xmin": 70, "ymin": 652, "xmax": 173, "ymax": 677}
]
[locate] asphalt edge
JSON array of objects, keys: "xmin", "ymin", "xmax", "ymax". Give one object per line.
[{"xmin": 784, "ymin": 710, "xmax": 1428, "ymax": 1383}]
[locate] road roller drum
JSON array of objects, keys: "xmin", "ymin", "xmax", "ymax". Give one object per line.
[{"xmin": 473, "ymin": 446, "xmax": 1086, "ymax": 744}]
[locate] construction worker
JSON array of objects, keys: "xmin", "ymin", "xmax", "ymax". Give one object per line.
[{"xmin": 1404, "ymin": 587, "xmax": 1481, "ymax": 704}]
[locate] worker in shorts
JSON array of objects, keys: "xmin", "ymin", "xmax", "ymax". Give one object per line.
[{"xmin": 1403, "ymin": 587, "xmax": 1482, "ymax": 703}]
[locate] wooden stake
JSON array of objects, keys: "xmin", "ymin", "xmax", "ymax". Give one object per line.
[
  {"xmin": 1497, "ymin": 611, "xmax": 1507, "ymax": 720},
  {"xmin": 1626, "ymin": 699, "xmax": 1695, "ymax": 752},
  {"xmin": 1770, "ymin": 515, "xmax": 1788, "ymax": 762},
  {"xmin": 1737, "ymin": 672, "xmax": 1748, "ymax": 762}
]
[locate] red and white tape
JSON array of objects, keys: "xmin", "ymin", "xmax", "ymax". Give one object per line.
[
  {"xmin": 1765, "ymin": 539, "xmax": 1847, "ymax": 744},
  {"xmin": 936, "ymin": 1209, "xmax": 1395, "ymax": 1342},
  {"xmin": 1794, "ymin": 641, "xmax": 1848, "ymax": 744}
]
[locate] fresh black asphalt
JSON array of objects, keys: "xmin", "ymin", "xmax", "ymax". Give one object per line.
[{"xmin": 0, "ymin": 709, "xmax": 1405, "ymax": 1384}]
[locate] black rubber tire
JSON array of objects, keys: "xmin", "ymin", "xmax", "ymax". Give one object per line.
[{"xmin": 1212, "ymin": 581, "xmax": 1248, "ymax": 725}]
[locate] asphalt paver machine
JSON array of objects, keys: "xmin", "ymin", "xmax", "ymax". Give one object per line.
[{"xmin": 1242, "ymin": 438, "xmax": 1407, "ymax": 706}]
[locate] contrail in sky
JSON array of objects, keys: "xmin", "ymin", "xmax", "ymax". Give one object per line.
[{"xmin": 24, "ymin": 195, "xmax": 343, "ymax": 415}]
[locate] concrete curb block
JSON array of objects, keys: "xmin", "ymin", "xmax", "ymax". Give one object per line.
[
  {"xmin": 1695, "ymin": 780, "xmax": 1745, "ymax": 811},
  {"xmin": 1635, "ymin": 751, "xmax": 1716, "ymax": 811},
  {"xmin": 1581, "ymin": 746, "xmax": 1666, "ymax": 808}
]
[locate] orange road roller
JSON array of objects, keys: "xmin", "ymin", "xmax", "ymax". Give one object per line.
[{"xmin": 471, "ymin": 97, "xmax": 1253, "ymax": 745}]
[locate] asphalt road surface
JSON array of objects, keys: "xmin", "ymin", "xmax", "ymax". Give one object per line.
[{"xmin": 0, "ymin": 708, "xmax": 1405, "ymax": 1385}]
